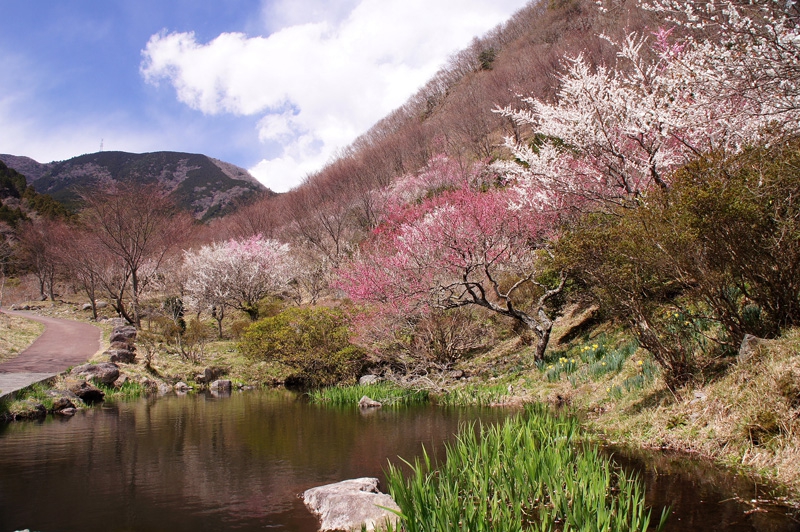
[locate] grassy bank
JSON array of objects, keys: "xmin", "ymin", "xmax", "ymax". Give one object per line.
[
  {"xmin": 309, "ymin": 382, "xmax": 429, "ymax": 406},
  {"xmin": 446, "ymin": 328, "xmax": 800, "ymax": 502},
  {"xmin": 318, "ymin": 326, "xmax": 799, "ymax": 502}
]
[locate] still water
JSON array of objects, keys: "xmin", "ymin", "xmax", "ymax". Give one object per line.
[
  {"xmin": 0, "ymin": 390, "xmax": 507, "ymax": 531},
  {"xmin": 0, "ymin": 390, "xmax": 797, "ymax": 531}
]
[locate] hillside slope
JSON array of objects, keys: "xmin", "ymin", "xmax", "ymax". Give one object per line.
[{"xmin": 0, "ymin": 151, "xmax": 273, "ymax": 221}]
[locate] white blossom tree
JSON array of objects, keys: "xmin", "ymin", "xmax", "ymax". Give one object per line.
[
  {"xmin": 183, "ymin": 235, "xmax": 294, "ymax": 327},
  {"xmin": 494, "ymin": 0, "xmax": 800, "ymax": 208}
]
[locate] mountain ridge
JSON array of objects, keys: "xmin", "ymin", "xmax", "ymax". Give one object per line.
[{"xmin": 0, "ymin": 150, "xmax": 272, "ymax": 221}]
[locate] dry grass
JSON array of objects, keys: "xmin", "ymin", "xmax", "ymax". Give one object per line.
[
  {"xmin": 587, "ymin": 330, "xmax": 800, "ymax": 496},
  {"xmin": 0, "ymin": 312, "xmax": 44, "ymax": 364}
]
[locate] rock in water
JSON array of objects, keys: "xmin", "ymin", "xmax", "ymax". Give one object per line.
[
  {"xmin": 358, "ymin": 396, "xmax": 382, "ymax": 409},
  {"xmin": 303, "ymin": 478, "xmax": 400, "ymax": 532},
  {"xmin": 210, "ymin": 379, "xmax": 232, "ymax": 393}
]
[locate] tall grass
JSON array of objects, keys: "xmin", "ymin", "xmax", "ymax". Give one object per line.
[
  {"xmin": 308, "ymin": 383, "xmax": 429, "ymax": 407},
  {"xmin": 97, "ymin": 379, "xmax": 148, "ymax": 401},
  {"xmin": 435, "ymin": 384, "xmax": 510, "ymax": 407},
  {"xmin": 384, "ymin": 404, "xmax": 668, "ymax": 531}
]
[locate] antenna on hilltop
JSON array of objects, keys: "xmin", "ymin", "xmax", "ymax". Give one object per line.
[{"xmin": 100, "ymin": 139, "xmax": 104, "ymax": 152}]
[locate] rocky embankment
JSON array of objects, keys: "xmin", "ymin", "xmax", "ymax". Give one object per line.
[{"xmin": 2, "ymin": 322, "xmax": 236, "ymax": 421}]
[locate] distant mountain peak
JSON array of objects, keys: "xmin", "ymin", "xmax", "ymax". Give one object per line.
[{"xmin": 0, "ymin": 151, "xmax": 274, "ymax": 221}]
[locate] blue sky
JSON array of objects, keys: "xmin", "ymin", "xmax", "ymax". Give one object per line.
[{"xmin": 0, "ymin": 0, "xmax": 529, "ymax": 191}]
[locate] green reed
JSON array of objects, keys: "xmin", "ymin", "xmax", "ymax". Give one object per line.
[
  {"xmin": 383, "ymin": 404, "xmax": 668, "ymax": 531},
  {"xmin": 308, "ymin": 382, "xmax": 430, "ymax": 407},
  {"xmin": 435, "ymin": 384, "xmax": 510, "ymax": 407}
]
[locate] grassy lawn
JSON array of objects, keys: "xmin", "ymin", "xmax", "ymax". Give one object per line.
[{"xmin": 0, "ymin": 313, "xmax": 44, "ymax": 364}]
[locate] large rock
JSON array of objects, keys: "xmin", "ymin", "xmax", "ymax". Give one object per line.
[
  {"xmin": 738, "ymin": 334, "xmax": 763, "ymax": 364},
  {"xmin": 303, "ymin": 478, "xmax": 400, "ymax": 532},
  {"xmin": 46, "ymin": 390, "xmax": 78, "ymax": 412},
  {"xmin": 71, "ymin": 363, "xmax": 120, "ymax": 385},
  {"xmin": 196, "ymin": 367, "xmax": 225, "ymax": 384},
  {"xmin": 66, "ymin": 380, "xmax": 105, "ymax": 404},
  {"xmin": 104, "ymin": 317, "xmax": 129, "ymax": 328},
  {"xmin": 106, "ymin": 348, "xmax": 135, "ymax": 364},
  {"xmin": 359, "ymin": 375, "xmax": 380, "ymax": 386},
  {"xmin": 209, "ymin": 379, "xmax": 232, "ymax": 393},
  {"xmin": 110, "ymin": 326, "xmax": 137, "ymax": 344}
]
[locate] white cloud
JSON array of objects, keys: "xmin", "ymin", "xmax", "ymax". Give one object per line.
[{"xmin": 141, "ymin": 0, "xmax": 529, "ymax": 192}]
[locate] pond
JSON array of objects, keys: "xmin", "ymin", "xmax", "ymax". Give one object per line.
[{"xmin": 0, "ymin": 390, "xmax": 797, "ymax": 531}]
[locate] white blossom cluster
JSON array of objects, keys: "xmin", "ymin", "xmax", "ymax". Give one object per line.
[
  {"xmin": 495, "ymin": 0, "xmax": 800, "ymax": 209},
  {"xmin": 183, "ymin": 236, "xmax": 294, "ymax": 316}
]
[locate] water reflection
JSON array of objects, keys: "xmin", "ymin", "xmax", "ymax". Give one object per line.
[
  {"xmin": 1, "ymin": 392, "xmax": 798, "ymax": 531},
  {"xmin": 607, "ymin": 445, "xmax": 800, "ymax": 532},
  {"xmin": 0, "ymin": 390, "xmax": 506, "ymax": 532}
]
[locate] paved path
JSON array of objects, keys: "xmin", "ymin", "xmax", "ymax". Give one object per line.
[{"xmin": 0, "ymin": 310, "xmax": 102, "ymax": 399}]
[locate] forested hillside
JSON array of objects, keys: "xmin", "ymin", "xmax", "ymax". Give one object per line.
[{"xmin": 0, "ymin": 160, "xmax": 70, "ymax": 226}]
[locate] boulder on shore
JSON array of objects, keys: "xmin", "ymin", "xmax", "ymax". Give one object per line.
[
  {"xmin": 105, "ymin": 348, "xmax": 135, "ymax": 364},
  {"xmin": 65, "ymin": 379, "xmax": 105, "ymax": 404},
  {"xmin": 195, "ymin": 367, "xmax": 225, "ymax": 384},
  {"xmin": 359, "ymin": 374, "xmax": 380, "ymax": 386},
  {"xmin": 71, "ymin": 363, "xmax": 120, "ymax": 385},
  {"xmin": 303, "ymin": 478, "xmax": 400, "ymax": 532},
  {"xmin": 110, "ymin": 326, "xmax": 137, "ymax": 344},
  {"xmin": 46, "ymin": 390, "xmax": 78, "ymax": 412},
  {"xmin": 209, "ymin": 379, "xmax": 232, "ymax": 393}
]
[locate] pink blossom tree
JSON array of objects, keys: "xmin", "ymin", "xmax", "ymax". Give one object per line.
[
  {"xmin": 183, "ymin": 235, "xmax": 294, "ymax": 324},
  {"xmin": 337, "ymin": 186, "xmax": 565, "ymax": 360}
]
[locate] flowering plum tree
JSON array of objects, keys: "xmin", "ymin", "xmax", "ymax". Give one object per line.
[
  {"xmin": 337, "ymin": 186, "xmax": 565, "ymax": 360},
  {"xmin": 495, "ymin": 1, "xmax": 800, "ymax": 208},
  {"xmin": 183, "ymin": 235, "xmax": 294, "ymax": 323}
]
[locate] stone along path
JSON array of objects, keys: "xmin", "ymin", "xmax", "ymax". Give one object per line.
[{"xmin": 0, "ymin": 310, "xmax": 101, "ymax": 399}]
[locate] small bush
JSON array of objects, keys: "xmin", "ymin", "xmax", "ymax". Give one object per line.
[
  {"xmin": 410, "ymin": 308, "xmax": 495, "ymax": 366},
  {"xmin": 239, "ymin": 306, "xmax": 365, "ymax": 388}
]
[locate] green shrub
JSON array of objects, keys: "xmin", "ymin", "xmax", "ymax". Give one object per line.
[
  {"xmin": 556, "ymin": 140, "xmax": 800, "ymax": 391},
  {"xmin": 239, "ymin": 306, "xmax": 365, "ymax": 387}
]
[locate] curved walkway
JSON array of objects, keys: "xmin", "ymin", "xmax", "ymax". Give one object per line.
[{"xmin": 0, "ymin": 310, "xmax": 102, "ymax": 399}]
